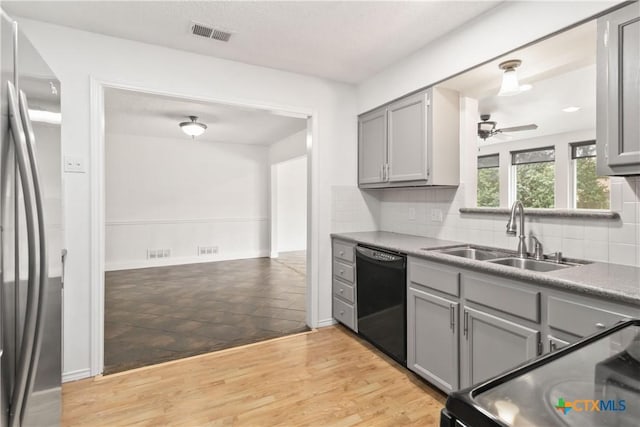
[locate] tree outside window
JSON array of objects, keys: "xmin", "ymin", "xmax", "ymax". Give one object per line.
[
  {"xmin": 512, "ymin": 148, "xmax": 555, "ymax": 208},
  {"xmin": 572, "ymin": 141, "xmax": 610, "ymax": 209},
  {"xmin": 477, "ymin": 154, "xmax": 499, "ymax": 207}
]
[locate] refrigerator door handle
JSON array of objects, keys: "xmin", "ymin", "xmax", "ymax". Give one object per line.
[
  {"xmin": 18, "ymin": 88, "xmax": 49, "ymax": 424},
  {"xmin": 6, "ymin": 81, "xmax": 40, "ymax": 427}
]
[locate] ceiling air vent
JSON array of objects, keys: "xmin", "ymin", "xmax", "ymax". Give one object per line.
[{"xmin": 190, "ymin": 22, "xmax": 232, "ymax": 42}]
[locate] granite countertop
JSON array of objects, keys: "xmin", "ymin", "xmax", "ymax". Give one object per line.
[{"xmin": 331, "ymin": 231, "xmax": 640, "ymax": 307}]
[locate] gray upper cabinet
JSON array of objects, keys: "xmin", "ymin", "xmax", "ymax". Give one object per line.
[
  {"xmin": 597, "ymin": 2, "xmax": 640, "ymax": 176},
  {"xmin": 358, "ymin": 107, "xmax": 387, "ymax": 184},
  {"xmin": 358, "ymin": 87, "xmax": 460, "ymax": 188},
  {"xmin": 461, "ymin": 306, "xmax": 539, "ymax": 388},
  {"xmin": 388, "ymin": 92, "xmax": 428, "ymax": 182}
]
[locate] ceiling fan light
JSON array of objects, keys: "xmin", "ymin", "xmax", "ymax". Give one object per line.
[
  {"xmin": 562, "ymin": 106, "xmax": 581, "ymax": 113},
  {"xmin": 479, "ymin": 122, "xmax": 495, "ymax": 132},
  {"xmin": 179, "ymin": 116, "xmax": 207, "ymax": 137},
  {"xmin": 498, "ymin": 69, "xmax": 520, "ymax": 96}
]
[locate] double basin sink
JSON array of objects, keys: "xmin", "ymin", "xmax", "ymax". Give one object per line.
[{"xmin": 430, "ymin": 245, "xmax": 587, "ymax": 272}]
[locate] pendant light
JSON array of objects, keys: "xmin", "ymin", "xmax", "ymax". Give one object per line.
[
  {"xmin": 498, "ymin": 59, "xmax": 522, "ymax": 97},
  {"xmin": 179, "ymin": 116, "xmax": 207, "ymax": 138}
]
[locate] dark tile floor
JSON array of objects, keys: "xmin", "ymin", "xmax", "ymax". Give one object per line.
[{"xmin": 104, "ymin": 251, "xmax": 308, "ymax": 374}]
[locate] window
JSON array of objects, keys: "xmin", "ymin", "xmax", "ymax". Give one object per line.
[
  {"xmin": 512, "ymin": 147, "xmax": 555, "ymax": 208},
  {"xmin": 571, "ymin": 141, "xmax": 610, "ymax": 209},
  {"xmin": 477, "ymin": 154, "xmax": 499, "ymax": 207}
]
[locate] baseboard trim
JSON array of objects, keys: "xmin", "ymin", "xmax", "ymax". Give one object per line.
[
  {"xmin": 317, "ymin": 318, "xmax": 337, "ymax": 328},
  {"xmin": 105, "ymin": 250, "xmax": 270, "ymax": 271},
  {"xmin": 62, "ymin": 368, "xmax": 92, "ymax": 383}
]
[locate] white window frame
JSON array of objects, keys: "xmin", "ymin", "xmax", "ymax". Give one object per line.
[
  {"xmin": 475, "ymin": 131, "xmax": 600, "ymax": 210},
  {"xmin": 569, "ymin": 140, "xmax": 610, "ymax": 210}
]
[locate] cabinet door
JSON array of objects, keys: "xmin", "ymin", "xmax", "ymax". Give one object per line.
[
  {"xmin": 407, "ymin": 287, "xmax": 459, "ymax": 393},
  {"xmin": 461, "ymin": 307, "xmax": 539, "ymax": 388},
  {"xmin": 548, "ymin": 335, "xmax": 571, "ymax": 353},
  {"xmin": 597, "ymin": 3, "xmax": 640, "ymax": 174},
  {"xmin": 358, "ymin": 107, "xmax": 387, "ymax": 184},
  {"xmin": 387, "ymin": 92, "xmax": 428, "ymax": 182}
]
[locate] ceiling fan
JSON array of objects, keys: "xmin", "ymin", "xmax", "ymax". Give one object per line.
[{"xmin": 477, "ymin": 114, "xmax": 538, "ymax": 140}]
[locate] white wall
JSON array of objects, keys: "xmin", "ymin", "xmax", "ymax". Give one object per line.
[
  {"xmin": 350, "ymin": 0, "xmax": 639, "ymax": 268},
  {"xmin": 275, "ymin": 156, "xmax": 307, "ymax": 252},
  {"xmin": 17, "ymin": 19, "xmax": 357, "ymax": 380},
  {"xmin": 270, "ymin": 129, "xmax": 307, "ymax": 164},
  {"xmin": 357, "ymin": 1, "xmax": 619, "ymax": 113},
  {"xmin": 105, "ymin": 133, "xmax": 270, "ymax": 270}
]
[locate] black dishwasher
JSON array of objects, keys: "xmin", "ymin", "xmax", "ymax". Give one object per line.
[{"xmin": 355, "ymin": 245, "xmax": 407, "ymax": 365}]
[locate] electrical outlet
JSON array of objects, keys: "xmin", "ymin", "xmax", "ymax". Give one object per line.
[
  {"xmin": 198, "ymin": 246, "xmax": 218, "ymax": 256},
  {"xmin": 64, "ymin": 156, "xmax": 86, "ymax": 173},
  {"xmin": 430, "ymin": 209, "xmax": 443, "ymax": 222},
  {"xmin": 147, "ymin": 249, "xmax": 171, "ymax": 259}
]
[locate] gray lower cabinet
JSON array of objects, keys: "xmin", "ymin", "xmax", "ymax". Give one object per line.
[
  {"xmin": 407, "ymin": 286, "xmax": 459, "ymax": 393},
  {"xmin": 461, "ymin": 306, "xmax": 539, "ymax": 388},
  {"xmin": 597, "ymin": 2, "xmax": 640, "ymax": 175},
  {"xmin": 548, "ymin": 335, "xmax": 571, "ymax": 353},
  {"xmin": 332, "ymin": 238, "xmax": 357, "ymax": 331}
]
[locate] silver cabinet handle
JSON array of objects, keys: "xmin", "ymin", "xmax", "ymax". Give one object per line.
[
  {"xmin": 339, "ymin": 251, "xmax": 344, "ymax": 256},
  {"xmin": 7, "ymin": 81, "xmax": 39, "ymax": 427},
  {"xmin": 449, "ymin": 304, "xmax": 455, "ymax": 331},
  {"xmin": 463, "ymin": 310, "xmax": 469, "ymax": 338},
  {"xmin": 339, "ymin": 288, "xmax": 344, "ymax": 293},
  {"xmin": 550, "ymin": 340, "xmax": 557, "ymax": 352},
  {"xmin": 339, "ymin": 310, "xmax": 345, "ymax": 316},
  {"xmin": 61, "ymin": 249, "xmax": 68, "ymax": 288},
  {"xmin": 596, "ymin": 322, "xmax": 606, "ymax": 329},
  {"xmin": 340, "ymin": 269, "xmax": 344, "ymax": 275}
]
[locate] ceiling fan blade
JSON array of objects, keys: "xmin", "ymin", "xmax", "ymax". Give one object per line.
[{"xmin": 498, "ymin": 124, "xmax": 538, "ymax": 133}]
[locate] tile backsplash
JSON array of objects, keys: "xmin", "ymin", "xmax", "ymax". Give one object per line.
[{"xmin": 332, "ymin": 176, "xmax": 640, "ymax": 267}]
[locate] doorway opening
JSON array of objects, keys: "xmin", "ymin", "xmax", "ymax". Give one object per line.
[{"xmin": 100, "ymin": 87, "xmax": 311, "ymax": 374}]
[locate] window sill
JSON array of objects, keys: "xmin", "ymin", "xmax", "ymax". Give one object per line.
[{"xmin": 459, "ymin": 207, "xmax": 620, "ymax": 220}]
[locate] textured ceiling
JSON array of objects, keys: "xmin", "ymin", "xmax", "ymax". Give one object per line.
[
  {"xmin": 104, "ymin": 88, "xmax": 307, "ymax": 145},
  {"xmin": 3, "ymin": 0, "xmax": 502, "ymax": 83}
]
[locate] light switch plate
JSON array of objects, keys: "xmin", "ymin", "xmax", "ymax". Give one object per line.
[
  {"xmin": 64, "ymin": 156, "xmax": 86, "ymax": 173},
  {"xmin": 430, "ymin": 209, "xmax": 443, "ymax": 222}
]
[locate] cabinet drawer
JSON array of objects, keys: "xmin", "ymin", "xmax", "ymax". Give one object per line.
[
  {"xmin": 463, "ymin": 275, "xmax": 540, "ymax": 322},
  {"xmin": 548, "ymin": 296, "xmax": 632, "ymax": 338},
  {"xmin": 333, "ymin": 241, "xmax": 355, "ymax": 263},
  {"xmin": 408, "ymin": 257, "xmax": 460, "ymax": 296},
  {"xmin": 333, "ymin": 260, "xmax": 355, "ymax": 283},
  {"xmin": 333, "ymin": 278, "xmax": 355, "ymax": 304},
  {"xmin": 333, "ymin": 297, "xmax": 356, "ymax": 331}
]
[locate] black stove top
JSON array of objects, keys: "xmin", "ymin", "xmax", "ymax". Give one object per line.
[{"xmin": 441, "ymin": 319, "xmax": 640, "ymax": 427}]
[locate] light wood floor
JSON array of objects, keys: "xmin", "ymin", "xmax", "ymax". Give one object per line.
[{"xmin": 63, "ymin": 325, "xmax": 445, "ymax": 426}]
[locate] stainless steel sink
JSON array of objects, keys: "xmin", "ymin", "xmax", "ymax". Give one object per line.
[
  {"xmin": 433, "ymin": 245, "xmax": 512, "ymax": 261},
  {"xmin": 488, "ymin": 257, "xmax": 570, "ymax": 272}
]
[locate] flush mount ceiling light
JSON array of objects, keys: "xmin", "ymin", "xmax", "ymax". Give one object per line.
[
  {"xmin": 498, "ymin": 59, "xmax": 522, "ymax": 97},
  {"xmin": 562, "ymin": 106, "xmax": 581, "ymax": 113},
  {"xmin": 179, "ymin": 115, "xmax": 207, "ymax": 138}
]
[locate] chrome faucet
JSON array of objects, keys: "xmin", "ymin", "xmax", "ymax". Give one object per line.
[
  {"xmin": 506, "ymin": 201, "xmax": 527, "ymax": 258},
  {"xmin": 530, "ymin": 236, "xmax": 544, "ymax": 260}
]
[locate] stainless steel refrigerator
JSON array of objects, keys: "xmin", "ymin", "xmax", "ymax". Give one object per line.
[{"xmin": 1, "ymin": 9, "xmax": 62, "ymax": 427}]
